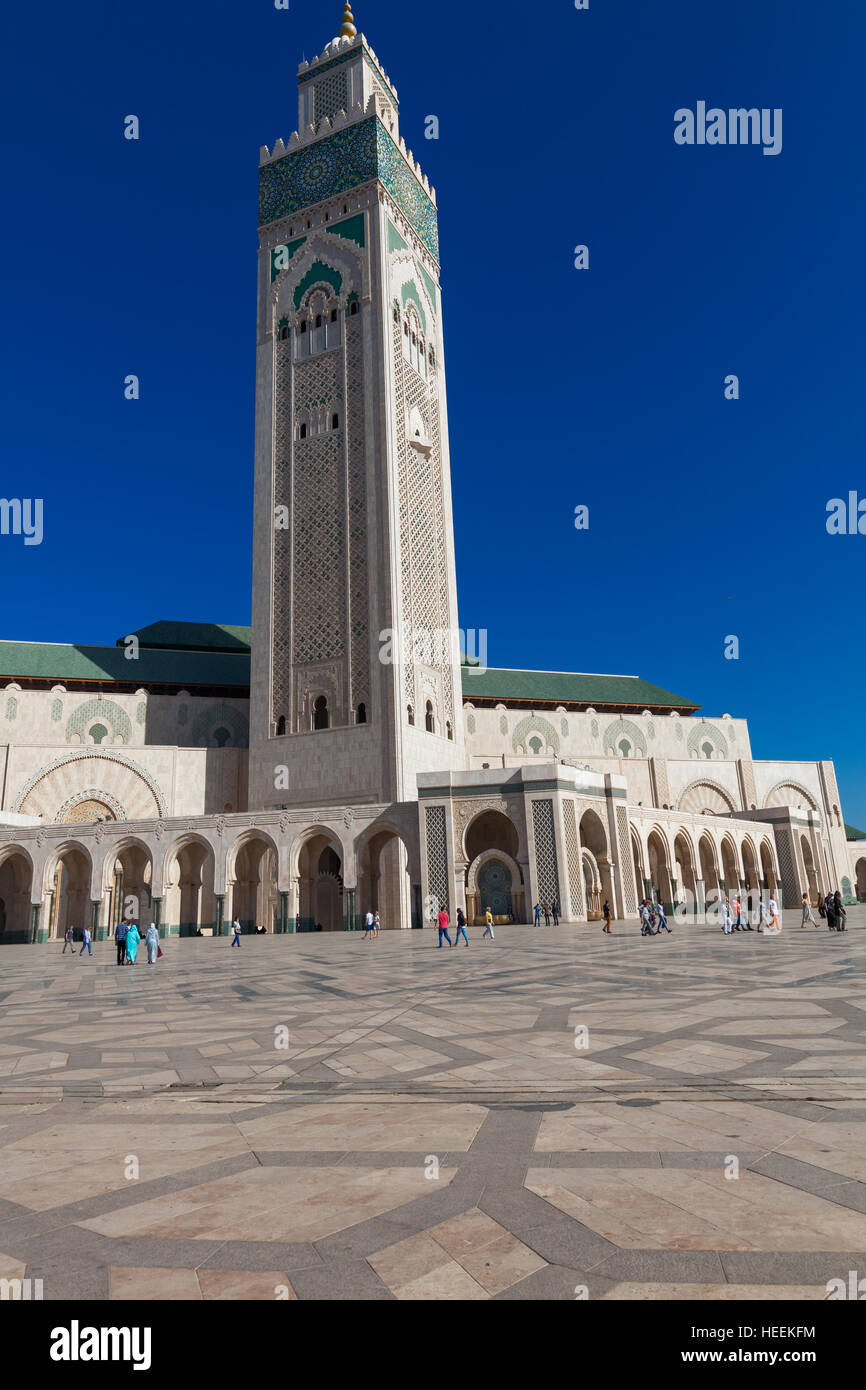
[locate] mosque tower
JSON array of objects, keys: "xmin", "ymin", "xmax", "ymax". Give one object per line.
[{"xmin": 248, "ymin": 6, "xmax": 466, "ymax": 810}]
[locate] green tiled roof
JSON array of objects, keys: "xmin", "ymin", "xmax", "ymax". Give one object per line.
[
  {"xmin": 0, "ymin": 641, "xmax": 251, "ymax": 689},
  {"xmin": 120, "ymin": 622, "xmax": 251, "ymax": 653},
  {"xmin": 845, "ymin": 824, "xmax": 866, "ymax": 842},
  {"xmin": 460, "ymin": 667, "xmax": 699, "ymax": 711}
]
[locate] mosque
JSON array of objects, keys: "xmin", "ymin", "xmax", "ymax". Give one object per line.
[{"xmin": 1, "ymin": 7, "xmax": 864, "ymax": 942}]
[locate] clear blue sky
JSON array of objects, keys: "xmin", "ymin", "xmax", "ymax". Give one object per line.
[{"xmin": 2, "ymin": 0, "xmax": 864, "ymax": 827}]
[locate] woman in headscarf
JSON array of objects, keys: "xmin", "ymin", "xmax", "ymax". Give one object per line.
[
  {"xmin": 833, "ymin": 891, "xmax": 847, "ymax": 932},
  {"xmin": 145, "ymin": 923, "xmax": 159, "ymax": 964},
  {"xmin": 825, "ymin": 891, "xmax": 837, "ymax": 932},
  {"xmin": 125, "ymin": 920, "xmax": 141, "ymax": 964}
]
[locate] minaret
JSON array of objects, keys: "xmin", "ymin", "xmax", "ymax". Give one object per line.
[{"xmin": 248, "ymin": 7, "xmax": 466, "ymax": 810}]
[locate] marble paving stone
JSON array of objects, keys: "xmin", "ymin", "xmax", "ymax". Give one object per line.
[{"xmin": 0, "ymin": 917, "xmax": 864, "ymax": 1299}]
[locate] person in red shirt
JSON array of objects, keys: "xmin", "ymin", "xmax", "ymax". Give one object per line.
[{"xmin": 436, "ymin": 907, "xmax": 452, "ymax": 948}]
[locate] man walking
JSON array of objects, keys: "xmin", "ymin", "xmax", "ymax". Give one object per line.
[
  {"xmin": 114, "ymin": 916, "xmax": 128, "ymax": 966},
  {"xmin": 483, "ymin": 908, "xmax": 495, "ymax": 941},
  {"xmin": 655, "ymin": 901, "xmax": 672, "ymax": 934},
  {"xmin": 437, "ymin": 906, "xmax": 453, "ymax": 948},
  {"xmin": 231, "ymin": 918, "xmax": 242, "ymax": 947},
  {"xmin": 533, "ymin": 903, "xmax": 542, "ymax": 928},
  {"xmin": 79, "ymin": 924, "xmax": 92, "ymax": 956},
  {"xmin": 731, "ymin": 894, "xmax": 742, "ymax": 931},
  {"xmin": 62, "ymin": 925, "xmax": 75, "ymax": 956},
  {"xmin": 455, "ymin": 909, "xmax": 469, "ymax": 947},
  {"xmin": 362, "ymin": 910, "xmax": 375, "ymax": 940}
]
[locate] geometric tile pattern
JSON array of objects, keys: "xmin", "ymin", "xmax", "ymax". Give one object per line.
[{"xmin": 0, "ymin": 910, "xmax": 864, "ymax": 1299}]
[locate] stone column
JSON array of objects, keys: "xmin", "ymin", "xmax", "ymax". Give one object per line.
[
  {"xmin": 152, "ymin": 897, "xmax": 163, "ymax": 936},
  {"xmin": 214, "ymin": 894, "xmax": 225, "ymax": 938},
  {"xmin": 345, "ymin": 886, "xmax": 356, "ymax": 932},
  {"xmin": 29, "ymin": 903, "xmax": 41, "ymax": 945},
  {"xmin": 412, "ymin": 883, "xmax": 422, "ymax": 930},
  {"xmin": 695, "ymin": 877, "xmax": 706, "ymax": 920},
  {"xmin": 278, "ymin": 890, "xmax": 289, "ymax": 935},
  {"xmin": 90, "ymin": 901, "xmax": 101, "ymax": 941}
]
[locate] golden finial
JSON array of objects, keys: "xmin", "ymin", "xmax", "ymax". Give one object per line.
[{"xmin": 339, "ymin": 4, "xmax": 357, "ymax": 38}]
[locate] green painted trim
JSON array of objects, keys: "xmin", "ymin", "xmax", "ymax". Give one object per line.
[
  {"xmin": 419, "ymin": 263, "xmax": 438, "ymax": 309},
  {"xmin": 270, "ymin": 236, "xmax": 308, "ymax": 282},
  {"xmin": 293, "ymin": 260, "xmax": 343, "ymax": 311},
  {"xmin": 329, "ymin": 213, "xmax": 365, "ymax": 247},
  {"xmin": 401, "ymin": 279, "xmax": 427, "ymax": 333},
  {"xmin": 388, "ymin": 219, "xmax": 407, "ymax": 253}
]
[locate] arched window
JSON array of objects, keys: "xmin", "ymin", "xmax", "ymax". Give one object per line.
[
  {"xmin": 279, "ymin": 324, "xmax": 288, "ymax": 341},
  {"xmin": 299, "ymin": 320, "xmax": 307, "ymax": 334},
  {"xmin": 425, "ymin": 701, "xmax": 435, "ymax": 733},
  {"xmin": 330, "ymin": 309, "xmax": 338, "ymax": 323},
  {"xmin": 403, "ymin": 321, "xmax": 409, "ymax": 336},
  {"xmin": 276, "ymin": 715, "xmax": 286, "ymax": 736},
  {"xmin": 407, "ymin": 705, "xmax": 414, "ymax": 727},
  {"xmin": 313, "ymin": 696, "xmax": 329, "ymax": 730},
  {"xmin": 357, "ymin": 703, "xmax": 367, "ymax": 724},
  {"xmin": 315, "ymin": 314, "xmax": 322, "ymax": 328},
  {"xmin": 299, "ymin": 422, "xmax": 307, "ymax": 440},
  {"xmin": 213, "ymin": 727, "xmax": 231, "ymax": 748},
  {"xmin": 89, "ymin": 723, "xmax": 108, "ymax": 745},
  {"xmin": 332, "ymin": 413, "xmax": 340, "ymax": 430},
  {"xmin": 349, "ymin": 300, "xmax": 359, "ymax": 316},
  {"xmin": 446, "ymin": 721, "xmax": 453, "ymax": 741}
]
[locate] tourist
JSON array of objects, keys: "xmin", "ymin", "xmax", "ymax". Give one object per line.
[
  {"xmin": 757, "ymin": 900, "xmax": 769, "ymax": 933},
  {"xmin": 552, "ymin": 900, "xmax": 560, "ymax": 926},
  {"xmin": 231, "ymin": 918, "xmax": 242, "ymax": 947},
  {"xmin": 533, "ymin": 903, "xmax": 542, "ymax": 928},
  {"xmin": 115, "ymin": 916, "xmax": 128, "ymax": 966},
  {"xmin": 602, "ymin": 900, "xmax": 612, "ymax": 933},
  {"xmin": 732, "ymin": 893, "xmax": 743, "ymax": 931},
  {"xmin": 542, "ymin": 900, "xmax": 551, "ymax": 926},
  {"xmin": 768, "ymin": 896, "xmax": 781, "ymax": 933},
  {"xmin": 79, "ymin": 924, "xmax": 92, "ymax": 957},
  {"xmin": 833, "ymin": 891, "xmax": 847, "ymax": 932},
  {"xmin": 436, "ymin": 906, "xmax": 452, "ymax": 948},
  {"xmin": 374, "ymin": 911, "xmax": 381, "ymax": 936},
  {"xmin": 722, "ymin": 898, "xmax": 732, "ymax": 934},
  {"xmin": 640, "ymin": 901, "xmax": 655, "ymax": 936},
  {"xmin": 801, "ymin": 893, "xmax": 819, "ymax": 929},
  {"xmin": 455, "ymin": 908, "xmax": 469, "ymax": 947},
  {"xmin": 362, "ymin": 910, "xmax": 374, "ymax": 940},
  {"xmin": 655, "ymin": 901, "xmax": 672, "ymax": 934},
  {"xmin": 62, "ymin": 925, "xmax": 75, "ymax": 956},
  {"xmin": 145, "ymin": 923, "xmax": 159, "ymax": 964},
  {"xmin": 482, "ymin": 907, "xmax": 495, "ymax": 940},
  {"xmin": 125, "ymin": 921, "xmax": 140, "ymax": 964}
]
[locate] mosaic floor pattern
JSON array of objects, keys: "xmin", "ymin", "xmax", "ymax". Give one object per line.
[{"xmin": 0, "ymin": 911, "xmax": 865, "ymax": 1299}]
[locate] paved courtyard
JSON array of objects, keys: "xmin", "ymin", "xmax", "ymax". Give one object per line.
[{"xmin": 1, "ymin": 911, "xmax": 865, "ymax": 1301}]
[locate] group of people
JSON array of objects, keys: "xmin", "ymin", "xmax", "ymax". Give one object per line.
[
  {"xmin": 532, "ymin": 901, "xmax": 561, "ymax": 926},
  {"xmin": 362, "ymin": 911, "xmax": 382, "ymax": 938},
  {"xmin": 720, "ymin": 893, "xmax": 776, "ymax": 933},
  {"xmin": 802, "ymin": 890, "xmax": 848, "ymax": 931},
  {"xmin": 435, "ymin": 906, "xmax": 495, "ymax": 946},
  {"xmin": 114, "ymin": 918, "xmax": 161, "ymax": 964},
  {"xmin": 639, "ymin": 900, "xmax": 671, "ymax": 936},
  {"xmin": 60, "ymin": 919, "xmax": 161, "ymax": 963}
]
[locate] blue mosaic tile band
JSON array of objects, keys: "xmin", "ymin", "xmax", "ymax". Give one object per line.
[{"xmin": 259, "ymin": 117, "xmax": 439, "ymax": 263}]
